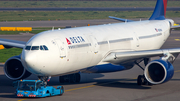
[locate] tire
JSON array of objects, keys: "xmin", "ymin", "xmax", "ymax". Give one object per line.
[
  {"xmin": 137, "ymin": 75, "xmax": 143, "ymax": 85},
  {"xmin": 59, "ymin": 76, "xmax": 65, "ymax": 83},
  {"xmin": 75, "ymin": 73, "xmax": 81, "ymax": 83},
  {"xmin": 59, "ymin": 86, "xmax": 64, "ymax": 96},
  {"xmin": 70, "ymin": 74, "xmax": 76, "ymax": 83}
]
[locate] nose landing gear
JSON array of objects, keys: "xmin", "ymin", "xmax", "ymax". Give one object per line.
[{"xmin": 38, "ymin": 76, "xmax": 51, "ymax": 87}]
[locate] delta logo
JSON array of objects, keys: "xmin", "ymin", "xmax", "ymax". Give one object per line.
[
  {"xmin": 66, "ymin": 36, "xmax": 85, "ymax": 45},
  {"xmin": 66, "ymin": 38, "xmax": 71, "ymax": 45}
]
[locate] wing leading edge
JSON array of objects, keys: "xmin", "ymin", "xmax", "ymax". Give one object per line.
[
  {"xmin": 0, "ymin": 38, "xmax": 26, "ymax": 49},
  {"xmin": 171, "ymin": 25, "xmax": 180, "ymax": 29},
  {"xmin": 103, "ymin": 48, "xmax": 180, "ymax": 64}
]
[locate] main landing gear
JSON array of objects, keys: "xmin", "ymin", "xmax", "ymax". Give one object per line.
[
  {"xmin": 135, "ymin": 58, "xmax": 152, "ymax": 86},
  {"xmin": 59, "ymin": 73, "xmax": 81, "ymax": 83}
]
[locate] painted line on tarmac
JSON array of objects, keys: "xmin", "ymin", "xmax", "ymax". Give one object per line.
[
  {"xmin": 65, "ymin": 80, "xmax": 120, "ymax": 92},
  {"xmin": 175, "ymin": 70, "xmax": 180, "ymax": 73},
  {"xmin": 175, "ymin": 39, "xmax": 180, "ymax": 41},
  {"xmin": 65, "ymin": 85, "xmax": 96, "ymax": 92},
  {"xmin": 18, "ymin": 98, "xmax": 28, "ymax": 101}
]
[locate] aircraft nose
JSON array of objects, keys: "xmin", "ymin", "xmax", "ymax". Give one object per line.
[
  {"xmin": 21, "ymin": 51, "xmax": 41, "ymax": 75},
  {"xmin": 25, "ymin": 53, "xmax": 36, "ymax": 67}
]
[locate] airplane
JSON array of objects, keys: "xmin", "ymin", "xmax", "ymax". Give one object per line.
[{"xmin": 1, "ymin": 0, "xmax": 180, "ymax": 86}]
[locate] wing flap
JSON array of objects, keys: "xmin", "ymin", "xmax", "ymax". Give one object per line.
[
  {"xmin": 0, "ymin": 38, "xmax": 26, "ymax": 49},
  {"xmin": 103, "ymin": 48, "xmax": 180, "ymax": 64}
]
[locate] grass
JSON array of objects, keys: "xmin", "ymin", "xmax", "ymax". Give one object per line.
[
  {"xmin": 0, "ymin": 48, "xmax": 22, "ymax": 63},
  {"xmin": 0, "ymin": 11, "xmax": 180, "ymax": 22},
  {"xmin": 0, "ymin": 1, "xmax": 179, "ymax": 8},
  {"xmin": 0, "ymin": 30, "xmax": 44, "ymax": 35}
]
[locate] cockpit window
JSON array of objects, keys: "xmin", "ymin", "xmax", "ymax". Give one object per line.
[
  {"xmin": 25, "ymin": 45, "xmax": 48, "ymax": 51},
  {"xmin": 31, "ymin": 46, "xmax": 39, "ymax": 50},
  {"xmin": 43, "ymin": 45, "xmax": 48, "ymax": 50},
  {"xmin": 40, "ymin": 46, "xmax": 44, "ymax": 50},
  {"xmin": 25, "ymin": 46, "xmax": 31, "ymax": 50},
  {"xmin": 40, "ymin": 45, "xmax": 48, "ymax": 50}
]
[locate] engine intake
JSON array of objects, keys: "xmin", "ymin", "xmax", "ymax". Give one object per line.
[
  {"xmin": 4, "ymin": 55, "xmax": 31, "ymax": 80},
  {"xmin": 144, "ymin": 59, "xmax": 174, "ymax": 85}
]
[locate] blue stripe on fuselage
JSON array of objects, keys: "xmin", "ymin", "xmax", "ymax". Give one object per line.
[{"xmin": 86, "ymin": 64, "xmax": 126, "ymax": 73}]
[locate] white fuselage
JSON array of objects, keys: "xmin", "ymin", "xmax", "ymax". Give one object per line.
[{"xmin": 21, "ymin": 19, "xmax": 172, "ymax": 76}]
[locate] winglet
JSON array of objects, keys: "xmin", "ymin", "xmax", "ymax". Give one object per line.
[{"xmin": 149, "ymin": 0, "xmax": 167, "ymax": 20}]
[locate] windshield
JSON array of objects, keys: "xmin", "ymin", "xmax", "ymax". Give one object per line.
[
  {"xmin": 25, "ymin": 45, "xmax": 48, "ymax": 51},
  {"xmin": 31, "ymin": 46, "xmax": 39, "ymax": 50},
  {"xmin": 18, "ymin": 81, "xmax": 36, "ymax": 91},
  {"xmin": 25, "ymin": 46, "xmax": 31, "ymax": 50}
]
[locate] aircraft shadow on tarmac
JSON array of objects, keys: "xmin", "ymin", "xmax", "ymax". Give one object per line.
[{"xmin": 94, "ymin": 79, "xmax": 151, "ymax": 90}]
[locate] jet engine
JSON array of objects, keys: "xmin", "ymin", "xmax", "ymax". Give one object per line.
[
  {"xmin": 144, "ymin": 59, "xmax": 174, "ymax": 85},
  {"xmin": 4, "ymin": 55, "xmax": 31, "ymax": 80}
]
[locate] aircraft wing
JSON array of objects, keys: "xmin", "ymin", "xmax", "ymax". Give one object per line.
[
  {"xmin": 171, "ymin": 25, "xmax": 180, "ymax": 29},
  {"xmin": 109, "ymin": 16, "xmax": 134, "ymax": 22},
  {"xmin": 103, "ymin": 48, "xmax": 180, "ymax": 64},
  {"xmin": 0, "ymin": 38, "xmax": 26, "ymax": 49}
]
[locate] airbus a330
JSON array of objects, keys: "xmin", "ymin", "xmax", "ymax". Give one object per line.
[{"xmin": 1, "ymin": 0, "xmax": 180, "ymax": 87}]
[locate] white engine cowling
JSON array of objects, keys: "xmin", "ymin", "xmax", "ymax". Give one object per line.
[
  {"xmin": 4, "ymin": 55, "xmax": 31, "ymax": 80},
  {"xmin": 144, "ymin": 59, "xmax": 174, "ymax": 85}
]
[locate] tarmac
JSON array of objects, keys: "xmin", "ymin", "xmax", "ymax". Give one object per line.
[{"xmin": 0, "ymin": 19, "xmax": 180, "ymax": 101}]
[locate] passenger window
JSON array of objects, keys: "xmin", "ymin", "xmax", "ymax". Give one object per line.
[
  {"xmin": 25, "ymin": 46, "xmax": 31, "ymax": 50},
  {"xmin": 40, "ymin": 46, "xmax": 44, "ymax": 50},
  {"xmin": 43, "ymin": 45, "xmax": 49, "ymax": 50},
  {"xmin": 31, "ymin": 46, "xmax": 39, "ymax": 50}
]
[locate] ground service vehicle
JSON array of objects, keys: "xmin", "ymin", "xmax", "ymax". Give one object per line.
[{"xmin": 16, "ymin": 80, "xmax": 64, "ymax": 97}]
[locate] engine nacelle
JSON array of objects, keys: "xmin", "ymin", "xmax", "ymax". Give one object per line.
[
  {"xmin": 4, "ymin": 55, "xmax": 31, "ymax": 80},
  {"xmin": 144, "ymin": 59, "xmax": 174, "ymax": 85}
]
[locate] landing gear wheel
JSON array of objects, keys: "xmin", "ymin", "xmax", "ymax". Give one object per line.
[
  {"xmin": 70, "ymin": 74, "xmax": 76, "ymax": 83},
  {"xmin": 137, "ymin": 75, "xmax": 152, "ymax": 85},
  {"xmin": 59, "ymin": 73, "xmax": 81, "ymax": 83},
  {"xmin": 75, "ymin": 73, "xmax": 81, "ymax": 83},
  {"xmin": 38, "ymin": 76, "xmax": 51, "ymax": 87},
  {"xmin": 70, "ymin": 73, "xmax": 81, "ymax": 83},
  {"xmin": 137, "ymin": 75, "xmax": 144, "ymax": 85},
  {"xmin": 59, "ymin": 76, "xmax": 65, "ymax": 83},
  {"xmin": 59, "ymin": 86, "xmax": 64, "ymax": 96}
]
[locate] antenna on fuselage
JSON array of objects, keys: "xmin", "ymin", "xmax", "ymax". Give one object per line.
[
  {"xmin": 125, "ymin": 19, "xmax": 127, "ymax": 23},
  {"xmin": 52, "ymin": 26, "xmax": 54, "ymax": 31}
]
